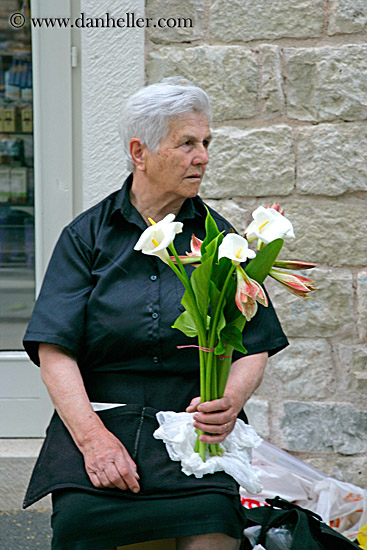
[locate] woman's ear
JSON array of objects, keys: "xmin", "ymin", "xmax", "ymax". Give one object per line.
[{"xmin": 130, "ymin": 138, "xmax": 146, "ymax": 171}]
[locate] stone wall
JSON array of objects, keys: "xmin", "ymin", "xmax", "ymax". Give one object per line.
[{"xmin": 145, "ymin": 0, "xmax": 367, "ymax": 487}]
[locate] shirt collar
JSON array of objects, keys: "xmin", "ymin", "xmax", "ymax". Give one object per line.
[{"xmin": 110, "ymin": 173, "xmax": 207, "ymax": 229}]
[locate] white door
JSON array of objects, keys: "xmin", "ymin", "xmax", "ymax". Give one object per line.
[{"xmin": 0, "ymin": 0, "xmax": 80, "ymax": 436}]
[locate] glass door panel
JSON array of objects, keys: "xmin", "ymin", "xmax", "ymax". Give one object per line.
[{"xmin": 0, "ymin": 0, "xmax": 34, "ymax": 350}]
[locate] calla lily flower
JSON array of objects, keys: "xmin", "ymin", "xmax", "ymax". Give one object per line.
[
  {"xmin": 245, "ymin": 206, "xmax": 295, "ymax": 244},
  {"xmin": 235, "ymin": 266, "xmax": 268, "ymax": 321},
  {"xmin": 134, "ymin": 213, "xmax": 183, "ymax": 264},
  {"xmin": 269, "ymin": 268, "xmax": 317, "ymax": 298},
  {"xmin": 218, "ymin": 234, "xmax": 256, "ymax": 266}
]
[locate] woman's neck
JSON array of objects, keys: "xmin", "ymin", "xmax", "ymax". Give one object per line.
[{"xmin": 129, "ymin": 177, "xmax": 185, "ymax": 225}]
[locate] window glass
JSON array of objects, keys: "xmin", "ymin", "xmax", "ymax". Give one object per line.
[{"xmin": 0, "ymin": 0, "xmax": 34, "ymax": 350}]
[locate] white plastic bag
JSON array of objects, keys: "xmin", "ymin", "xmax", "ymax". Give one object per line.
[{"xmin": 240, "ymin": 440, "xmax": 367, "ymax": 541}]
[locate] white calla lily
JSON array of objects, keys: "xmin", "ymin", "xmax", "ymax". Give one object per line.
[
  {"xmin": 218, "ymin": 234, "xmax": 256, "ymax": 266},
  {"xmin": 245, "ymin": 206, "xmax": 295, "ymax": 244},
  {"xmin": 134, "ymin": 213, "xmax": 183, "ymax": 264}
]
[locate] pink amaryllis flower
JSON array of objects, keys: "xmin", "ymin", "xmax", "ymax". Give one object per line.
[
  {"xmin": 269, "ymin": 268, "xmax": 317, "ymax": 298},
  {"xmin": 170, "ymin": 234, "xmax": 203, "ymax": 265},
  {"xmin": 187, "ymin": 234, "xmax": 203, "ymax": 257},
  {"xmin": 235, "ymin": 266, "xmax": 268, "ymax": 321},
  {"xmin": 272, "ymin": 260, "xmax": 316, "ymax": 271}
]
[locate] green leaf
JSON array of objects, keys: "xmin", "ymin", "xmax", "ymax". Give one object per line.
[
  {"xmin": 208, "ymin": 280, "xmax": 221, "ymax": 312},
  {"xmin": 172, "ymin": 310, "xmax": 210, "ymax": 338},
  {"xmin": 212, "ymin": 256, "xmax": 231, "ymax": 290},
  {"xmin": 201, "ymin": 209, "xmax": 221, "ymax": 256},
  {"xmin": 245, "ymin": 239, "xmax": 284, "ymax": 284},
  {"xmin": 191, "ymin": 234, "xmax": 222, "ymax": 318},
  {"xmin": 222, "ymin": 273, "xmax": 241, "ymax": 322},
  {"xmin": 216, "ymin": 322, "xmax": 247, "ymax": 355}
]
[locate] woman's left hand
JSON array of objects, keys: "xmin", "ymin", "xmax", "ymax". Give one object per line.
[{"xmin": 186, "ymin": 394, "xmax": 240, "ymax": 444}]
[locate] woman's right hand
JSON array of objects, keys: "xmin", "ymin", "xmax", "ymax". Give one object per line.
[
  {"xmin": 38, "ymin": 343, "xmax": 140, "ymax": 494},
  {"xmin": 81, "ymin": 427, "xmax": 140, "ymax": 493}
]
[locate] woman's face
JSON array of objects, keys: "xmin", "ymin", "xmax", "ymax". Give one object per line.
[{"xmin": 143, "ymin": 111, "xmax": 212, "ymax": 200}]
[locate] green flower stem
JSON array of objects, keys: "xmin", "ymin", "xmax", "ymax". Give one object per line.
[
  {"xmin": 205, "ymin": 264, "xmax": 236, "ymax": 403},
  {"xmin": 217, "ymin": 354, "xmax": 232, "ymax": 399},
  {"xmin": 166, "ymin": 249, "xmax": 209, "ymax": 461}
]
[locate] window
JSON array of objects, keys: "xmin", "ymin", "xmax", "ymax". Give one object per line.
[{"xmin": 0, "ymin": 0, "xmax": 34, "ymax": 351}]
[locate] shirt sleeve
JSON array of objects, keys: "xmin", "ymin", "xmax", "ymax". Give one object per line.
[
  {"xmin": 23, "ymin": 225, "xmax": 94, "ymax": 366},
  {"xmin": 232, "ymin": 287, "xmax": 288, "ymax": 361}
]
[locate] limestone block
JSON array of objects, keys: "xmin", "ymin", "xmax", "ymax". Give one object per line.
[
  {"xmin": 284, "ymin": 45, "xmax": 367, "ymax": 122},
  {"xmin": 260, "ymin": 45, "xmax": 284, "ymax": 117},
  {"xmin": 146, "ymin": 0, "xmax": 206, "ymax": 43},
  {"xmin": 260, "ymin": 339, "xmax": 335, "ymax": 400},
  {"xmin": 244, "ymin": 397, "xmax": 270, "ymax": 439},
  {"xmin": 305, "ymin": 455, "xmax": 367, "ymax": 488},
  {"xmin": 209, "ymin": 0, "xmax": 323, "ymax": 42},
  {"xmin": 147, "ymin": 46, "xmax": 258, "ymax": 121},
  {"xmin": 201, "ymin": 126, "xmax": 295, "ymax": 198},
  {"xmin": 297, "ymin": 124, "xmax": 367, "ymax": 195},
  {"xmin": 357, "ymin": 271, "xmax": 367, "ymax": 342},
  {"xmin": 337, "ymin": 343, "xmax": 367, "ymax": 394},
  {"xmin": 263, "ymin": 267, "xmax": 355, "ymax": 339},
  {"xmin": 279, "ymin": 401, "xmax": 367, "ymax": 454},
  {"xmin": 328, "ymin": 0, "xmax": 367, "ymax": 35}
]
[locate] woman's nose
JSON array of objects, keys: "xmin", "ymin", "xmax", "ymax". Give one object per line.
[{"xmin": 193, "ymin": 145, "xmax": 209, "ymax": 165}]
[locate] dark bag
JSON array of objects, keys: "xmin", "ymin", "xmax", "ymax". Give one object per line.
[{"xmin": 243, "ymin": 496, "xmax": 360, "ymax": 550}]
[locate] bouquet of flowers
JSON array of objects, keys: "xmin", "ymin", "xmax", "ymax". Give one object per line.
[{"xmin": 134, "ymin": 203, "xmax": 316, "ymax": 492}]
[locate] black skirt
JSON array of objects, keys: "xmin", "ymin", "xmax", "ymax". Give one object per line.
[{"xmin": 51, "ymin": 489, "xmax": 247, "ymax": 550}]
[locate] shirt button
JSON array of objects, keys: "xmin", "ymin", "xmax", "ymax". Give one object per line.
[
  {"xmin": 152, "ymin": 356, "xmax": 159, "ymax": 363},
  {"xmin": 150, "ymin": 275, "xmax": 157, "ymax": 281},
  {"xmin": 152, "ymin": 312, "xmax": 159, "ymax": 319}
]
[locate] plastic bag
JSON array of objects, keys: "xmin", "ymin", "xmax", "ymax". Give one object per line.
[
  {"xmin": 241, "ymin": 440, "xmax": 367, "ymax": 541},
  {"xmin": 244, "ymin": 523, "xmax": 294, "ymax": 550},
  {"xmin": 266, "ymin": 526, "xmax": 294, "ymax": 550}
]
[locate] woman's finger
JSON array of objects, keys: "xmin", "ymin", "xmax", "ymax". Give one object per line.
[
  {"xmin": 186, "ymin": 396, "xmax": 201, "ymax": 412},
  {"xmin": 87, "ymin": 468, "xmax": 115, "ymax": 489},
  {"xmin": 193, "ymin": 418, "xmax": 233, "ymax": 434},
  {"xmin": 123, "ymin": 449, "xmax": 140, "ymax": 479},
  {"xmin": 197, "ymin": 396, "xmax": 231, "ymax": 413},
  {"xmin": 114, "ymin": 456, "xmax": 140, "ymax": 493},
  {"xmin": 104, "ymin": 462, "xmax": 130, "ymax": 491}
]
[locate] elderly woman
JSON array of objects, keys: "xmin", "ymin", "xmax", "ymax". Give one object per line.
[{"xmin": 23, "ymin": 79, "xmax": 288, "ymax": 550}]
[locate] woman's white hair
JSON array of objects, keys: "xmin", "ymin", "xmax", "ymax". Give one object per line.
[{"xmin": 119, "ymin": 77, "xmax": 212, "ymax": 172}]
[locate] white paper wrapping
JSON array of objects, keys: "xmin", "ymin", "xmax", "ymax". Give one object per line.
[{"xmin": 153, "ymin": 410, "xmax": 263, "ymax": 494}]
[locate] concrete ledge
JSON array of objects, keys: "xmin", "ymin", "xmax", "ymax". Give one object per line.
[{"xmin": 0, "ymin": 440, "xmax": 51, "ymax": 511}]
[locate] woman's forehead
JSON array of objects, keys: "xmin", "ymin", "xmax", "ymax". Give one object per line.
[{"xmin": 165, "ymin": 112, "xmax": 211, "ymax": 139}]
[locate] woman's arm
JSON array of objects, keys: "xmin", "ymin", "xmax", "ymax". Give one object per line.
[
  {"xmin": 39, "ymin": 343, "xmax": 140, "ymax": 493},
  {"xmin": 186, "ymin": 351, "xmax": 268, "ymax": 443}
]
